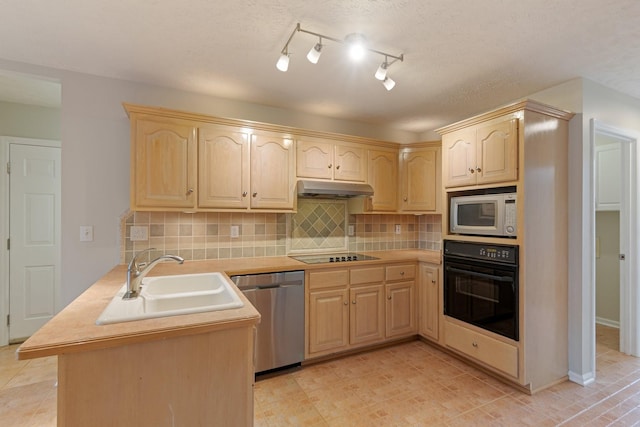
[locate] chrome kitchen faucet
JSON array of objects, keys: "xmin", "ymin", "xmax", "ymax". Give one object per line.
[{"xmin": 124, "ymin": 248, "xmax": 184, "ymax": 299}]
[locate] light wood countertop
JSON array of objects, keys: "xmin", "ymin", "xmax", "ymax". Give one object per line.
[{"xmin": 17, "ymin": 249, "xmax": 440, "ymax": 360}]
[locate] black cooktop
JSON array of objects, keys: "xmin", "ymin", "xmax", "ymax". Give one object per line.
[{"xmin": 291, "ymin": 253, "xmax": 379, "ymax": 264}]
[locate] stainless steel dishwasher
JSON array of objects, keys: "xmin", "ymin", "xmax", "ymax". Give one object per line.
[{"xmin": 230, "ymin": 271, "xmax": 304, "ymax": 374}]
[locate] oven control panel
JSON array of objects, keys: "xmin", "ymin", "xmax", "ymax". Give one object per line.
[{"xmin": 444, "ymin": 240, "xmax": 518, "ymax": 264}]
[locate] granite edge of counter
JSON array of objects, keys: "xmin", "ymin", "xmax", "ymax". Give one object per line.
[{"xmin": 17, "ymin": 249, "xmax": 441, "ymax": 359}]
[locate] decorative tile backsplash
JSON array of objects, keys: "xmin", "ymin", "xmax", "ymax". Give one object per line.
[
  {"xmin": 120, "ymin": 205, "xmax": 442, "ymax": 264},
  {"xmin": 289, "ymin": 199, "xmax": 348, "ymax": 253}
]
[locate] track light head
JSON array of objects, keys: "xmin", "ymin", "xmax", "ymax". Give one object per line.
[
  {"xmin": 276, "ymin": 53, "xmax": 290, "ymax": 72},
  {"xmin": 375, "ymin": 62, "xmax": 388, "ymax": 81},
  {"xmin": 382, "ymin": 76, "xmax": 396, "ymax": 91},
  {"xmin": 307, "ymin": 41, "xmax": 323, "ymax": 64}
]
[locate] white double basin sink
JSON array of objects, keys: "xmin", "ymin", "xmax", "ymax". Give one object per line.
[{"xmin": 96, "ymin": 272, "xmax": 244, "ymax": 325}]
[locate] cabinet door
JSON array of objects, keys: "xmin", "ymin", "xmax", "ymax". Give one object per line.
[
  {"xmin": 419, "ymin": 265, "xmax": 439, "ymax": 341},
  {"xmin": 350, "ymin": 285, "xmax": 385, "ymax": 346},
  {"xmin": 386, "ymin": 281, "xmax": 416, "ymax": 338},
  {"xmin": 368, "ymin": 150, "xmax": 398, "ymax": 211},
  {"xmin": 250, "ymin": 133, "xmax": 295, "ymax": 209},
  {"xmin": 476, "ymin": 118, "xmax": 518, "ymax": 185},
  {"xmin": 595, "ymin": 143, "xmax": 622, "ymax": 211},
  {"xmin": 442, "ymin": 129, "xmax": 476, "ymax": 188},
  {"xmin": 296, "ymin": 139, "xmax": 333, "ymax": 180},
  {"xmin": 309, "ymin": 289, "xmax": 349, "ymax": 355},
  {"xmin": 133, "ymin": 118, "xmax": 197, "ymax": 209},
  {"xmin": 198, "ymin": 126, "xmax": 250, "ymax": 209},
  {"xmin": 400, "ymin": 148, "xmax": 438, "ymax": 211},
  {"xmin": 334, "ymin": 144, "xmax": 367, "ymax": 182}
]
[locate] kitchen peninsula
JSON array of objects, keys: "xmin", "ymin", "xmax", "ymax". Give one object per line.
[{"xmin": 17, "ymin": 250, "xmax": 440, "ymax": 427}]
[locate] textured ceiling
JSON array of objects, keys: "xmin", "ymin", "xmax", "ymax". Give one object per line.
[{"xmin": 0, "ymin": 0, "xmax": 639, "ymax": 133}]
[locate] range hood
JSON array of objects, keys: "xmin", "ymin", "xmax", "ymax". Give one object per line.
[{"xmin": 297, "ymin": 180, "xmax": 374, "ymax": 198}]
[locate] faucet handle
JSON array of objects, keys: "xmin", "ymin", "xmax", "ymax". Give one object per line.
[{"xmin": 128, "ymin": 248, "xmax": 157, "ymax": 272}]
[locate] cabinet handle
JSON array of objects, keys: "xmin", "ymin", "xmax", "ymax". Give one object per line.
[
  {"xmin": 468, "ymin": 168, "xmax": 475, "ymax": 174},
  {"xmin": 242, "ymin": 191, "xmax": 247, "ymax": 197},
  {"xmin": 472, "ymin": 341, "xmax": 478, "ymax": 348},
  {"xmin": 403, "ymin": 197, "xmax": 408, "ymax": 202},
  {"xmin": 431, "ymin": 279, "xmax": 436, "ymax": 284},
  {"xmin": 187, "ymin": 188, "xmax": 194, "ymax": 195},
  {"xmin": 328, "ymin": 164, "xmax": 332, "ymax": 169},
  {"xmin": 387, "ymin": 295, "xmax": 392, "ymax": 300},
  {"xmin": 476, "ymin": 167, "xmax": 482, "ymax": 173},
  {"xmin": 336, "ymin": 165, "xmax": 340, "ymax": 170},
  {"xmin": 343, "ymin": 301, "xmax": 348, "ymax": 306},
  {"xmin": 352, "ymin": 300, "xmax": 356, "ymax": 304},
  {"xmin": 400, "ymin": 271, "xmax": 405, "ymax": 276},
  {"xmin": 252, "ymin": 192, "xmax": 257, "ymax": 197}
]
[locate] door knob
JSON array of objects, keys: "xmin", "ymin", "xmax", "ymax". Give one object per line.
[
  {"xmin": 468, "ymin": 168, "xmax": 475, "ymax": 174},
  {"xmin": 476, "ymin": 167, "xmax": 482, "ymax": 173},
  {"xmin": 242, "ymin": 191, "xmax": 247, "ymax": 197},
  {"xmin": 187, "ymin": 188, "xmax": 194, "ymax": 195},
  {"xmin": 387, "ymin": 296, "xmax": 392, "ymax": 300},
  {"xmin": 336, "ymin": 165, "xmax": 340, "ymax": 170},
  {"xmin": 328, "ymin": 164, "xmax": 332, "ymax": 169},
  {"xmin": 252, "ymin": 192, "xmax": 257, "ymax": 197}
]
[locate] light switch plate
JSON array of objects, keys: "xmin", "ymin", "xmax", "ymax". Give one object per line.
[
  {"xmin": 348, "ymin": 225, "xmax": 355, "ymax": 236},
  {"xmin": 395, "ymin": 224, "xmax": 401, "ymax": 234},
  {"xmin": 230, "ymin": 225, "xmax": 240, "ymax": 238},
  {"xmin": 80, "ymin": 225, "xmax": 94, "ymax": 242},
  {"xmin": 130, "ymin": 225, "xmax": 149, "ymax": 241}
]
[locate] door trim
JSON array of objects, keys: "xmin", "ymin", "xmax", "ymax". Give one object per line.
[{"xmin": 0, "ymin": 136, "xmax": 61, "ymax": 346}]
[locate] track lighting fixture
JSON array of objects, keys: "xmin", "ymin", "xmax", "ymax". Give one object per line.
[
  {"xmin": 382, "ymin": 77, "xmax": 396, "ymax": 91},
  {"xmin": 276, "ymin": 23, "xmax": 403, "ymax": 90},
  {"xmin": 307, "ymin": 38, "xmax": 323, "ymax": 64}
]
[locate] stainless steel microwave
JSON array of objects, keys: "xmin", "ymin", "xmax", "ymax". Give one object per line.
[{"xmin": 450, "ymin": 192, "xmax": 517, "ymax": 237}]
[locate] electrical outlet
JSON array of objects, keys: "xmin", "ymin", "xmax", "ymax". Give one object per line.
[
  {"xmin": 80, "ymin": 225, "xmax": 94, "ymax": 242},
  {"xmin": 130, "ymin": 225, "xmax": 149, "ymax": 241},
  {"xmin": 230, "ymin": 225, "xmax": 240, "ymax": 238},
  {"xmin": 395, "ymin": 224, "xmax": 401, "ymax": 234},
  {"xmin": 348, "ymin": 225, "xmax": 355, "ymax": 236}
]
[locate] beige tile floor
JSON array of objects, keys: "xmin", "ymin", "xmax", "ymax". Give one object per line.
[{"xmin": 1, "ymin": 325, "xmax": 639, "ymax": 426}]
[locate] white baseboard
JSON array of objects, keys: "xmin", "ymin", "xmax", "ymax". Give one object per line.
[
  {"xmin": 596, "ymin": 317, "xmax": 620, "ymax": 329},
  {"xmin": 569, "ymin": 370, "xmax": 596, "ymax": 386}
]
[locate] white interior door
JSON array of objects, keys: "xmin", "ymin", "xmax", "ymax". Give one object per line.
[{"xmin": 9, "ymin": 143, "xmax": 61, "ymax": 342}]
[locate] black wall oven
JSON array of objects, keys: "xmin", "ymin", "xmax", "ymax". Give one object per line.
[{"xmin": 444, "ymin": 240, "xmax": 519, "ymax": 341}]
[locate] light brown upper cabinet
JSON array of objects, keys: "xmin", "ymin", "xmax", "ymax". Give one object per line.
[
  {"xmin": 442, "ymin": 116, "xmax": 518, "ymax": 188},
  {"xmin": 199, "ymin": 128, "xmax": 295, "ymax": 210},
  {"xmin": 198, "ymin": 125, "xmax": 250, "ymax": 209},
  {"xmin": 250, "ymin": 132, "xmax": 296, "ymax": 209},
  {"xmin": 296, "ymin": 139, "xmax": 367, "ymax": 182},
  {"xmin": 399, "ymin": 146, "xmax": 441, "ymax": 212},
  {"xmin": 367, "ymin": 149, "xmax": 398, "ymax": 211},
  {"xmin": 131, "ymin": 117, "xmax": 197, "ymax": 210}
]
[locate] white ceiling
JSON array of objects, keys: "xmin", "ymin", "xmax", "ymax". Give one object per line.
[{"xmin": 1, "ymin": 0, "xmax": 639, "ymax": 133}]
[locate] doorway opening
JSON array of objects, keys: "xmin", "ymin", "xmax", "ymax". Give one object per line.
[{"xmin": 591, "ymin": 119, "xmax": 638, "ymax": 360}]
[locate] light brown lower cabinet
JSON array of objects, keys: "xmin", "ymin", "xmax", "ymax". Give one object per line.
[
  {"xmin": 418, "ymin": 263, "xmax": 439, "ymax": 341},
  {"xmin": 306, "ymin": 263, "xmax": 417, "ymax": 359},
  {"xmin": 444, "ymin": 320, "xmax": 518, "ymax": 379}
]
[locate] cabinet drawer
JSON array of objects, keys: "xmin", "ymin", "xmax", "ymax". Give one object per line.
[
  {"xmin": 350, "ymin": 267, "xmax": 384, "ymax": 285},
  {"xmin": 444, "ymin": 321, "xmax": 518, "ymax": 378},
  {"xmin": 309, "ymin": 269, "xmax": 349, "ymax": 290},
  {"xmin": 385, "ymin": 264, "xmax": 416, "ymax": 281}
]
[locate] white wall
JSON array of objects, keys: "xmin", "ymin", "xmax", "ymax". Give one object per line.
[{"xmin": 0, "ymin": 58, "xmax": 421, "ymax": 307}]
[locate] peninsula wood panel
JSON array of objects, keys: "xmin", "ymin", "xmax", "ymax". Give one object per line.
[{"xmin": 57, "ymin": 326, "xmax": 254, "ymax": 427}]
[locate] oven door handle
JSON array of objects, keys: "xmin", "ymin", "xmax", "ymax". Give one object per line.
[{"xmin": 445, "ymin": 266, "xmax": 515, "ymax": 283}]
